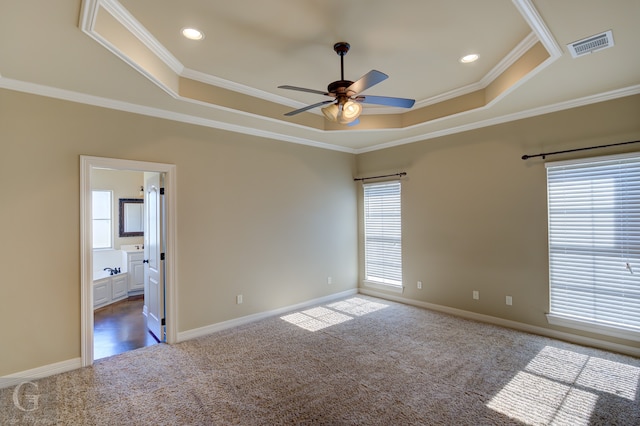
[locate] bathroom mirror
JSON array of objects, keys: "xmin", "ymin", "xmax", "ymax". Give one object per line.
[{"xmin": 119, "ymin": 198, "xmax": 144, "ymax": 237}]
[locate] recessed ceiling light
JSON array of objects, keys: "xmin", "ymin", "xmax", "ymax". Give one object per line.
[
  {"xmin": 460, "ymin": 54, "xmax": 479, "ymax": 64},
  {"xmin": 181, "ymin": 28, "xmax": 204, "ymax": 41}
]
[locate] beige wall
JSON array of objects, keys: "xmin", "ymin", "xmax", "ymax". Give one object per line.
[
  {"xmin": 1, "ymin": 88, "xmax": 638, "ymax": 376},
  {"xmin": 0, "ymin": 89, "xmax": 358, "ymax": 375},
  {"xmin": 356, "ymin": 94, "xmax": 640, "ymax": 349},
  {"xmin": 92, "ymin": 169, "xmax": 144, "ymax": 249}
]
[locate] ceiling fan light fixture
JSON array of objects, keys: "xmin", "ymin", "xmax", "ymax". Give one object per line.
[
  {"xmin": 280, "ymin": 42, "xmax": 415, "ymax": 122},
  {"xmin": 338, "ymin": 100, "xmax": 362, "ymax": 124},
  {"xmin": 322, "ymin": 103, "xmax": 339, "ymax": 121}
]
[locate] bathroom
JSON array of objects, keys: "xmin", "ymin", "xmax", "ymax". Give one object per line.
[{"xmin": 91, "ymin": 168, "xmax": 157, "ymax": 358}]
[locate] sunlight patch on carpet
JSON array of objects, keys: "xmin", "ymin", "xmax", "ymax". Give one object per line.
[
  {"xmin": 487, "ymin": 371, "xmax": 597, "ymax": 425},
  {"xmin": 576, "ymin": 356, "xmax": 640, "ymax": 400},
  {"xmin": 525, "ymin": 346, "xmax": 588, "ymax": 383},
  {"xmin": 280, "ymin": 307, "xmax": 353, "ymax": 331},
  {"xmin": 327, "ymin": 297, "xmax": 389, "ymax": 316},
  {"xmin": 280, "ymin": 298, "xmax": 388, "ymax": 332},
  {"xmin": 487, "ymin": 345, "xmax": 640, "ymax": 424}
]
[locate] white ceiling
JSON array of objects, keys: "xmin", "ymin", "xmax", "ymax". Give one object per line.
[{"xmin": 1, "ymin": 0, "xmax": 638, "ymax": 153}]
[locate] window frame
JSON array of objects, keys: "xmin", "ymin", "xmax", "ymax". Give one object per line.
[
  {"xmin": 545, "ymin": 152, "xmax": 640, "ymax": 342},
  {"xmin": 362, "ymin": 180, "xmax": 403, "ymax": 293}
]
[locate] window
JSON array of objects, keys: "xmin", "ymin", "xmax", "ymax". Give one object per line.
[
  {"xmin": 363, "ymin": 181, "xmax": 402, "ymax": 290},
  {"xmin": 546, "ymin": 152, "xmax": 640, "ymax": 341},
  {"xmin": 92, "ymin": 190, "xmax": 112, "ymax": 249}
]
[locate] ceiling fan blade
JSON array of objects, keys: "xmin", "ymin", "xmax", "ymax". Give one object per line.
[
  {"xmin": 278, "ymin": 85, "xmax": 329, "ymax": 96},
  {"xmin": 347, "ymin": 70, "xmax": 388, "ymax": 95},
  {"xmin": 356, "ymin": 95, "xmax": 415, "ymax": 108},
  {"xmin": 284, "ymin": 100, "xmax": 334, "ymax": 116}
]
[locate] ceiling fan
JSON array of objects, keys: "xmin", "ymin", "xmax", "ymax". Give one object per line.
[{"xmin": 278, "ymin": 42, "xmax": 415, "ymax": 125}]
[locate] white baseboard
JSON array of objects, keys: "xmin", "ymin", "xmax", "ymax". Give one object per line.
[
  {"xmin": 0, "ymin": 358, "xmax": 82, "ymax": 389},
  {"xmin": 178, "ymin": 289, "xmax": 358, "ymax": 342},
  {"xmin": 359, "ymin": 288, "xmax": 640, "ymax": 358}
]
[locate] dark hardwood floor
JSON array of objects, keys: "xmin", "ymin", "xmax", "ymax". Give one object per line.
[{"xmin": 94, "ymin": 297, "xmax": 158, "ymax": 360}]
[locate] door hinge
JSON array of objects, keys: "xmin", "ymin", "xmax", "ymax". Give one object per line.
[
  {"xmin": 160, "ymin": 187, "xmax": 165, "ymax": 195},
  {"xmin": 161, "ymin": 318, "xmax": 165, "ymax": 326},
  {"xmin": 161, "ymin": 252, "xmax": 165, "ymax": 261}
]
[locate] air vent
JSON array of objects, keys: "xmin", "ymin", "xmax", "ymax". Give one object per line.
[{"xmin": 567, "ymin": 30, "xmax": 614, "ymax": 58}]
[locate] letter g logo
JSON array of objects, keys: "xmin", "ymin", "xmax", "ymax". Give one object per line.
[{"xmin": 12, "ymin": 381, "xmax": 39, "ymax": 412}]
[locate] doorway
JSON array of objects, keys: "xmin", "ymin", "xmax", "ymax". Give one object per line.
[{"xmin": 80, "ymin": 156, "xmax": 177, "ymax": 367}]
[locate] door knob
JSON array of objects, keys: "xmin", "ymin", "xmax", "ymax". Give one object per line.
[{"xmin": 143, "ymin": 259, "xmax": 149, "ymax": 264}]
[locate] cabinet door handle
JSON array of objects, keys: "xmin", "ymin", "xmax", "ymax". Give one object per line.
[{"xmin": 143, "ymin": 259, "xmax": 149, "ymax": 264}]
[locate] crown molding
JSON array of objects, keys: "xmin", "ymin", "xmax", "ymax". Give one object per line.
[
  {"xmin": 480, "ymin": 32, "xmax": 541, "ymax": 88},
  {"xmin": 0, "ymin": 77, "xmax": 355, "ymax": 153},
  {"xmin": 181, "ymin": 67, "xmax": 304, "ymax": 109},
  {"xmin": 372, "ymin": 0, "xmax": 555, "ymax": 114},
  {"xmin": 411, "ymin": 32, "xmax": 541, "ymax": 112},
  {"xmin": 78, "ymin": 0, "xmax": 560, "ymax": 119},
  {"xmin": 511, "ymin": 0, "xmax": 563, "ymax": 58},
  {"xmin": 3, "ymin": 75, "xmax": 637, "ymax": 155},
  {"xmin": 355, "ymin": 84, "xmax": 640, "ymax": 154},
  {"xmin": 89, "ymin": 0, "xmax": 184, "ymax": 74}
]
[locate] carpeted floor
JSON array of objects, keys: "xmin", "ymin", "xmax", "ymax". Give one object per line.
[{"xmin": 2, "ymin": 295, "xmax": 639, "ymax": 425}]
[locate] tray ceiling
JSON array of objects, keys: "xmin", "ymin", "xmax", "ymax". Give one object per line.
[{"xmin": 1, "ymin": 0, "xmax": 638, "ymax": 152}]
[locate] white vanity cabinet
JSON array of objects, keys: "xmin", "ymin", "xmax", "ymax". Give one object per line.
[
  {"xmin": 94, "ymin": 274, "xmax": 128, "ymax": 309},
  {"xmin": 123, "ymin": 250, "xmax": 144, "ymax": 295}
]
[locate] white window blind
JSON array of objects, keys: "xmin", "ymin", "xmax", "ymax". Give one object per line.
[
  {"xmin": 546, "ymin": 152, "xmax": 640, "ymax": 337},
  {"xmin": 364, "ymin": 181, "xmax": 402, "ymax": 287}
]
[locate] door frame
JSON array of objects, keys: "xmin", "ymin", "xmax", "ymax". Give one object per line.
[{"xmin": 80, "ymin": 156, "xmax": 177, "ymax": 367}]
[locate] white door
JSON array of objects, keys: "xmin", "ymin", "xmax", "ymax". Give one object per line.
[{"xmin": 144, "ymin": 172, "xmax": 166, "ymax": 342}]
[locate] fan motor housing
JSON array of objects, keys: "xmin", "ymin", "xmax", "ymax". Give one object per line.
[{"xmin": 327, "ymin": 80, "xmax": 354, "ymax": 95}]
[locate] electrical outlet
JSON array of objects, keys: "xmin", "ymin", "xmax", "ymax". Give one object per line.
[
  {"xmin": 506, "ymin": 295, "xmax": 512, "ymax": 306},
  {"xmin": 473, "ymin": 291, "xmax": 479, "ymax": 300},
  {"xmin": 236, "ymin": 294, "xmax": 243, "ymax": 304},
  {"xmin": 327, "ymin": 276, "xmax": 332, "ymax": 284}
]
